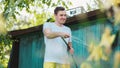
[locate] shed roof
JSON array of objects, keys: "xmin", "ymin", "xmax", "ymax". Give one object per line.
[{"xmin": 9, "ymin": 9, "xmax": 105, "ymax": 38}]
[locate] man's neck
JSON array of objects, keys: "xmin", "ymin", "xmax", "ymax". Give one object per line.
[{"xmin": 55, "ymin": 21, "xmax": 63, "ymax": 27}]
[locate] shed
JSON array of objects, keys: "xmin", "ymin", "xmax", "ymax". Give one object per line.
[{"xmin": 8, "ymin": 9, "xmax": 119, "ymax": 68}]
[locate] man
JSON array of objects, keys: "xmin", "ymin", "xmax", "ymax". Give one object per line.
[{"xmin": 43, "ymin": 6, "xmax": 74, "ymax": 68}]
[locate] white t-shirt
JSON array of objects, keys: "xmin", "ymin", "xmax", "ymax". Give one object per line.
[{"xmin": 43, "ymin": 22, "xmax": 72, "ymax": 64}]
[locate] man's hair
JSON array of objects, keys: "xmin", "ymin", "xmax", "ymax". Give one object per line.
[{"xmin": 54, "ymin": 6, "xmax": 65, "ymax": 15}]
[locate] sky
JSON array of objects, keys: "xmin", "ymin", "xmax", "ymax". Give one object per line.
[
  {"xmin": 51, "ymin": 0, "xmax": 97, "ymax": 12},
  {"xmin": 65, "ymin": 0, "xmax": 96, "ymax": 9},
  {"xmin": 69, "ymin": 0, "xmax": 90, "ymax": 8}
]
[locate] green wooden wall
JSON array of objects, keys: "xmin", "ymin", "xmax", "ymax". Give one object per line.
[
  {"xmin": 19, "ymin": 32, "xmax": 45, "ymax": 68},
  {"xmin": 69, "ymin": 18, "xmax": 106, "ymax": 68}
]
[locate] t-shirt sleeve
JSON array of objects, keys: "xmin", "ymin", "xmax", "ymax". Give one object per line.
[{"xmin": 43, "ymin": 22, "xmax": 50, "ymax": 32}]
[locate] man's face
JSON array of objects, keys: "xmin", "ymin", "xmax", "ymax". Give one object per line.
[{"xmin": 55, "ymin": 10, "xmax": 67, "ymax": 24}]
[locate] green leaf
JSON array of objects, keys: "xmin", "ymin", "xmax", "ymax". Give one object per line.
[{"xmin": 47, "ymin": 0, "xmax": 51, "ymax": 6}]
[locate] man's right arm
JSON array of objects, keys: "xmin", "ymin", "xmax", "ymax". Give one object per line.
[{"xmin": 43, "ymin": 28, "xmax": 70, "ymax": 39}]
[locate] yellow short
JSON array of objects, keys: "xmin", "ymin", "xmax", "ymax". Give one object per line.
[{"xmin": 43, "ymin": 62, "xmax": 70, "ymax": 68}]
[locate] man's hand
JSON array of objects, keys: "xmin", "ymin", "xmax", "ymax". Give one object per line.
[
  {"xmin": 69, "ymin": 47, "xmax": 74, "ymax": 54},
  {"xmin": 61, "ymin": 32, "xmax": 70, "ymax": 38},
  {"xmin": 67, "ymin": 42, "xmax": 73, "ymax": 54}
]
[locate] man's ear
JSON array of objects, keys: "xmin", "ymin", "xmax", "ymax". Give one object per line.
[
  {"xmin": 54, "ymin": 14, "xmax": 57, "ymax": 16},
  {"xmin": 54, "ymin": 14, "xmax": 57, "ymax": 19}
]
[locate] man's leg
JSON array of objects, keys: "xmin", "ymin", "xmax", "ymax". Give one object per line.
[{"xmin": 43, "ymin": 62, "xmax": 56, "ymax": 68}]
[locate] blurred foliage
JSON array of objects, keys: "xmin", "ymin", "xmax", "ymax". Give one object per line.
[
  {"xmin": 0, "ymin": 34, "xmax": 12, "ymax": 68},
  {"xmin": 0, "ymin": 13, "xmax": 7, "ymax": 35}
]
